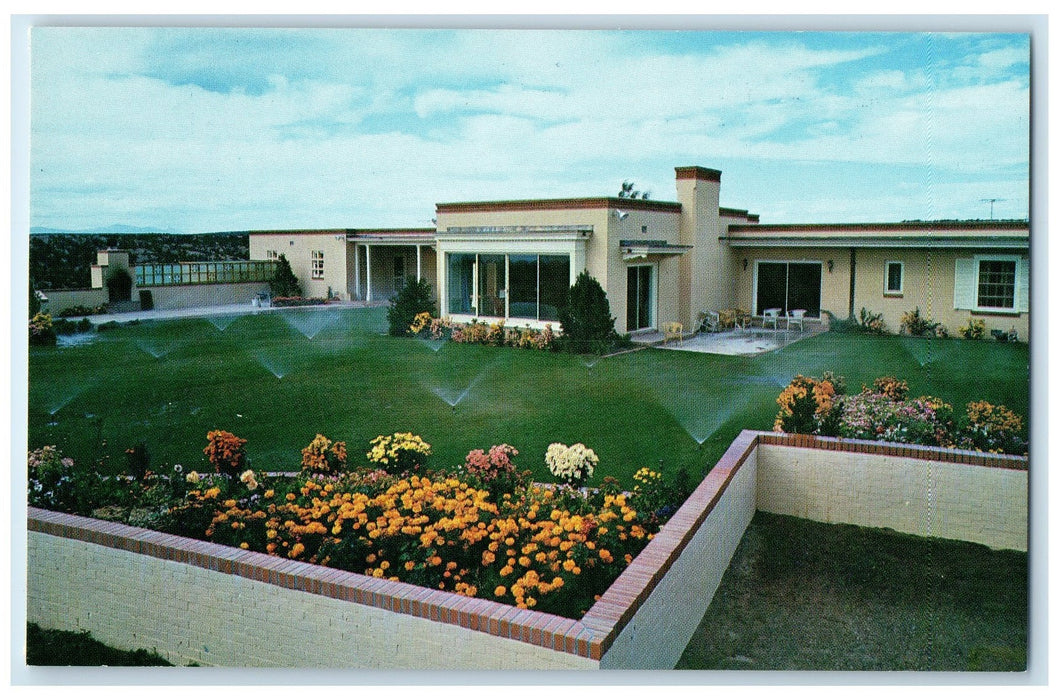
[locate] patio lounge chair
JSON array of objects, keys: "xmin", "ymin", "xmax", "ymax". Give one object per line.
[
  {"xmin": 762, "ymin": 307, "xmax": 781, "ymax": 330},
  {"xmin": 787, "ymin": 309, "xmax": 806, "ymax": 331},
  {"xmin": 663, "ymin": 321, "xmax": 684, "ymax": 345}
]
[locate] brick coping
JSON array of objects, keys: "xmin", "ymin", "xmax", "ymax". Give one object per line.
[
  {"xmin": 757, "ymin": 432, "xmax": 1028, "ymax": 471},
  {"xmin": 27, "ymin": 431, "xmax": 1024, "ymax": 662}
]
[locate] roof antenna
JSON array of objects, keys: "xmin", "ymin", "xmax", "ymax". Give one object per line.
[{"xmin": 980, "ymin": 198, "xmax": 1006, "ymax": 220}]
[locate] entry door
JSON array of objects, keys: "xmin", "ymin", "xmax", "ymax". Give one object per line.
[{"xmin": 627, "ymin": 265, "xmax": 653, "ymax": 331}]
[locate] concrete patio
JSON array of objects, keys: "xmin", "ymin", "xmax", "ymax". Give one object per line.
[{"xmin": 632, "ymin": 324, "xmax": 825, "ymax": 355}]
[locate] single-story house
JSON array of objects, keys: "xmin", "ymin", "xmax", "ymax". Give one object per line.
[{"xmin": 247, "ymin": 166, "xmax": 1030, "ymax": 339}]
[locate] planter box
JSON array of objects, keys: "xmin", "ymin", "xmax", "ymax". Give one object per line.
[{"xmin": 26, "ymin": 431, "xmax": 1026, "ymax": 668}]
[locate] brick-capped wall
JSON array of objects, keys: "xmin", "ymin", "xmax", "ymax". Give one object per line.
[
  {"xmin": 26, "ymin": 431, "xmax": 1027, "ymax": 668},
  {"xmin": 755, "ymin": 433, "xmax": 1028, "ymax": 551}
]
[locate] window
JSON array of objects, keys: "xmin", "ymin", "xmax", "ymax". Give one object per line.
[
  {"xmin": 311, "ymin": 250, "xmax": 324, "ymax": 279},
  {"xmin": 446, "ymin": 253, "xmax": 570, "ymax": 320},
  {"xmin": 885, "ymin": 261, "xmax": 904, "ymax": 295},
  {"xmin": 977, "ymin": 259, "xmax": 1016, "ymax": 309},
  {"xmin": 393, "ymin": 256, "xmax": 405, "ymax": 291},
  {"xmin": 266, "ymin": 249, "xmax": 278, "ymax": 261},
  {"xmin": 954, "ymin": 255, "xmax": 1027, "ymax": 313}
]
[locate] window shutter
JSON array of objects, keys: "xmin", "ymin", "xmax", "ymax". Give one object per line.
[
  {"xmin": 1017, "ymin": 258, "xmax": 1030, "ymax": 313},
  {"xmin": 953, "ymin": 258, "xmax": 975, "ymax": 309}
]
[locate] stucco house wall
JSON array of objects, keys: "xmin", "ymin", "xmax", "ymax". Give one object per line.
[{"xmin": 249, "ymin": 231, "xmax": 351, "ymax": 300}]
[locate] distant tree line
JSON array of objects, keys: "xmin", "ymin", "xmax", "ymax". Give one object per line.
[{"xmin": 29, "ymin": 233, "xmax": 250, "ymax": 290}]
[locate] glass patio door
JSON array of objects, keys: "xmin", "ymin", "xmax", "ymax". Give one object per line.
[{"xmin": 627, "ymin": 265, "xmax": 653, "ymax": 331}]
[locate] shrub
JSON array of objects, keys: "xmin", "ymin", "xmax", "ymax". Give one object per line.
[
  {"xmin": 28, "ymin": 446, "xmax": 79, "ymax": 509},
  {"xmin": 270, "ymin": 254, "xmax": 301, "ymax": 298},
  {"xmin": 544, "ymin": 442, "xmax": 598, "ymax": 488},
  {"xmin": 463, "ymin": 444, "xmax": 524, "ymax": 500},
  {"xmin": 51, "ymin": 317, "xmax": 93, "ymax": 335},
  {"xmin": 900, "ymin": 307, "xmax": 940, "ymax": 336},
  {"xmin": 387, "ymin": 277, "xmax": 437, "ymax": 337},
  {"xmin": 29, "ymin": 312, "xmax": 56, "ymax": 346},
  {"xmin": 839, "ymin": 392, "xmax": 956, "ymax": 447},
  {"xmin": 773, "ymin": 375, "xmax": 838, "ymax": 434},
  {"xmin": 124, "ymin": 442, "xmax": 151, "ymax": 480},
  {"xmin": 858, "ymin": 307, "xmax": 888, "ymax": 334},
  {"xmin": 959, "ymin": 318, "xmax": 987, "ymax": 340},
  {"xmin": 203, "ymin": 430, "xmax": 247, "ymax": 477},
  {"xmin": 864, "ymin": 376, "xmax": 909, "ymax": 401},
  {"xmin": 959, "ymin": 402, "xmax": 1027, "ymax": 455},
  {"xmin": 300, "ymin": 434, "xmax": 348, "ymax": 476},
  {"xmin": 57, "ymin": 304, "xmax": 109, "ymax": 318},
  {"xmin": 271, "ymin": 296, "xmax": 327, "ymax": 307},
  {"xmin": 366, "ymin": 432, "xmax": 432, "ymax": 474},
  {"xmin": 556, "ymin": 271, "xmax": 617, "ymax": 354}
]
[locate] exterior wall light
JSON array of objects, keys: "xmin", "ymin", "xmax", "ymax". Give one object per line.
[
  {"xmin": 743, "ymin": 258, "xmax": 748, "ymax": 271},
  {"xmin": 827, "ymin": 259, "xmax": 834, "ymax": 273}
]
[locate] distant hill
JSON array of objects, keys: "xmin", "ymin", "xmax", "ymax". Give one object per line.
[
  {"xmin": 31, "ymin": 225, "xmax": 181, "ymax": 235},
  {"xmin": 30, "ymin": 232, "xmax": 250, "ymax": 290}
]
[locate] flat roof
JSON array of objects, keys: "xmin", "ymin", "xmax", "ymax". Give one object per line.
[{"xmin": 436, "ymin": 197, "xmax": 682, "ymax": 214}]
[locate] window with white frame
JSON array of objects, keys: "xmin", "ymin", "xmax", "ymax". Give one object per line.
[
  {"xmin": 884, "ymin": 261, "xmax": 904, "ymax": 295},
  {"xmin": 266, "ymin": 249, "xmax": 278, "ymax": 261},
  {"xmin": 954, "ymin": 255, "xmax": 1027, "ymax": 313},
  {"xmin": 311, "ymin": 250, "xmax": 324, "ymax": 279}
]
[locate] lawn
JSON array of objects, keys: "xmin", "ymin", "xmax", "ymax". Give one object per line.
[
  {"xmin": 677, "ymin": 512, "xmax": 1028, "ymax": 671},
  {"xmin": 27, "ymin": 306, "xmax": 1030, "ymax": 486}
]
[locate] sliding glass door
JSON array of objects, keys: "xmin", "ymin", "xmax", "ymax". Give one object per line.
[
  {"xmin": 626, "ymin": 265, "xmax": 653, "ymax": 331},
  {"xmin": 754, "ymin": 261, "xmax": 822, "ymax": 316}
]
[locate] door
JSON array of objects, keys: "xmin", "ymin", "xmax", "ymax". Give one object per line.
[
  {"xmin": 755, "ymin": 261, "xmax": 822, "ymax": 316},
  {"xmin": 626, "ymin": 265, "xmax": 653, "ymax": 331}
]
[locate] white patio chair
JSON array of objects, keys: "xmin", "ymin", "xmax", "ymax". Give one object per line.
[
  {"xmin": 787, "ymin": 309, "xmax": 806, "ymax": 331},
  {"xmin": 762, "ymin": 307, "xmax": 781, "ymax": 330}
]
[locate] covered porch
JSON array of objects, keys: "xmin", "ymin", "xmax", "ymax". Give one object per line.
[{"xmin": 346, "ymin": 230, "xmax": 438, "ymax": 303}]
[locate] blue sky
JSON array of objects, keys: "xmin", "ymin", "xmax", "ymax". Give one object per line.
[{"xmin": 29, "ymin": 27, "xmax": 1030, "ymax": 233}]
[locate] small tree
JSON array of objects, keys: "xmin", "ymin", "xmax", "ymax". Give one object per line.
[
  {"xmin": 557, "ymin": 270, "xmax": 618, "ymax": 354},
  {"xmin": 270, "ymin": 254, "xmax": 301, "ymax": 298},
  {"xmin": 387, "ymin": 276, "xmax": 437, "ymax": 336},
  {"xmin": 618, "ymin": 181, "xmax": 650, "ymax": 200}
]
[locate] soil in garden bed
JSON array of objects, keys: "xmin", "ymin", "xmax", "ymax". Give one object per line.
[{"xmin": 677, "ymin": 512, "xmax": 1028, "ymax": 671}]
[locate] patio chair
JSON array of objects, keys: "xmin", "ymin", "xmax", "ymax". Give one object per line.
[
  {"xmin": 697, "ymin": 311, "xmax": 721, "ymax": 333},
  {"xmin": 762, "ymin": 307, "xmax": 781, "ymax": 330},
  {"xmin": 787, "ymin": 309, "xmax": 806, "ymax": 331},
  {"xmin": 662, "ymin": 321, "xmax": 685, "ymax": 345}
]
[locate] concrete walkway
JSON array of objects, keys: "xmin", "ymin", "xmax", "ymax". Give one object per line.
[{"xmin": 71, "ymin": 300, "xmax": 385, "ymax": 325}]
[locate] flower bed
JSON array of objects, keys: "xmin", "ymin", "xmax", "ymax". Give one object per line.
[
  {"xmin": 772, "ymin": 373, "xmax": 1027, "ymax": 455},
  {"xmin": 28, "ymin": 432, "xmax": 689, "ymax": 620},
  {"xmin": 271, "ymin": 296, "xmax": 329, "ymax": 307},
  {"xmin": 411, "ymin": 312, "xmax": 556, "ymax": 350}
]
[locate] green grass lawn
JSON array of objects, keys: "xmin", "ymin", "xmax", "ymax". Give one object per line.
[
  {"xmin": 677, "ymin": 513, "xmax": 1028, "ymax": 671},
  {"xmin": 27, "ymin": 307, "xmax": 1030, "ymax": 486}
]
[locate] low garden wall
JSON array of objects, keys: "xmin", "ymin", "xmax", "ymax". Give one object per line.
[
  {"xmin": 141, "ymin": 281, "xmax": 271, "ymax": 310},
  {"xmin": 26, "ymin": 431, "xmax": 1027, "ymax": 668},
  {"xmin": 755, "ymin": 433, "xmax": 1028, "ymax": 552},
  {"xmin": 40, "ymin": 288, "xmax": 108, "ymax": 315}
]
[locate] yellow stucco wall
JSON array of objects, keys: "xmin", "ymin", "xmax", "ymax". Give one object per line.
[
  {"xmin": 853, "ymin": 248, "xmax": 1029, "ymax": 340},
  {"xmin": 249, "ymin": 232, "xmax": 350, "ymax": 300},
  {"xmin": 732, "ymin": 247, "xmax": 851, "ymax": 318}
]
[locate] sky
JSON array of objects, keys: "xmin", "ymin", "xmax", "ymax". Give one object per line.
[{"xmin": 27, "ymin": 26, "xmax": 1031, "ymax": 233}]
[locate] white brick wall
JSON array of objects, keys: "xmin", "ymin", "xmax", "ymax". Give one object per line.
[
  {"xmin": 755, "ymin": 444, "xmax": 1027, "ymax": 551},
  {"xmin": 27, "ymin": 532, "xmax": 597, "ymax": 669}
]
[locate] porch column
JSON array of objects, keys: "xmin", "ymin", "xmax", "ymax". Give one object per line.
[
  {"xmin": 354, "ymin": 244, "xmax": 361, "ymax": 301},
  {"xmin": 416, "ymin": 245, "xmax": 422, "ymax": 282},
  {"xmin": 366, "ymin": 244, "xmax": 372, "ymax": 302}
]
